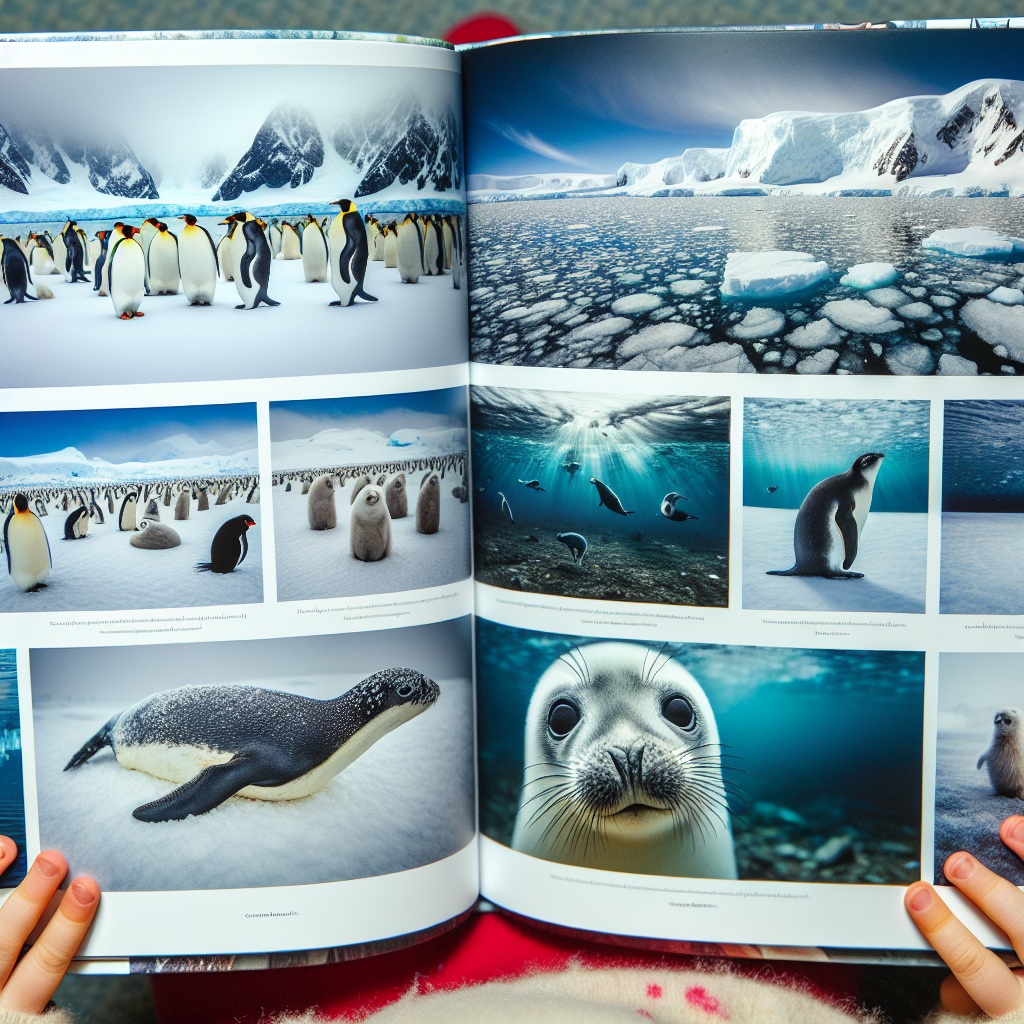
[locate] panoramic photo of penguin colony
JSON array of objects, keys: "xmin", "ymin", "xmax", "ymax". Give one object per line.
[{"xmin": 1, "ymin": 25, "xmax": 1024, "ymax": 959}]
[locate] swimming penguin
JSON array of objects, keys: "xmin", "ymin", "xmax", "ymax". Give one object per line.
[
  {"xmin": 301, "ymin": 214, "xmax": 329, "ymax": 284},
  {"xmin": 498, "ymin": 492, "xmax": 514, "ymax": 524},
  {"xmin": 518, "ymin": 479, "xmax": 546, "ymax": 492},
  {"xmin": 396, "ymin": 214, "xmax": 424, "ymax": 284},
  {"xmin": 1, "ymin": 238, "xmax": 37, "ymax": 303},
  {"xmin": 62, "ymin": 221, "xmax": 89, "ymax": 283},
  {"xmin": 767, "ymin": 452, "xmax": 885, "ymax": 580},
  {"xmin": 561, "ymin": 460, "xmax": 581, "ymax": 479},
  {"xmin": 661, "ymin": 492, "xmax": 697, "ymax": 522},
  {"xmin": 147, "ymin": 223, "xmax": 180, "ymax": 295},
  {"xmin": 63, "ymin": 668, "xmax": 439, "ymax": 821},
  {"xmin": 4, "ymin": 494, "xmax": 51, "ymax": 592},
  {"xmin": 196, "ymin": 515, "xmax": 256, "ymax": 573},
  {"xmin": 118, "ymin": 491, "xmax": 138, "ymax": 531},
  {"xmin": 591, "ymin": 477, "xmax": 636, "ymax": 516},
  {"xmin": 557, "ymin": 532, "xmax": 588, "ymax": 564},
  {"xmin": 230, "ymin": 214, "xmax": 279, "ymax": 310},
  {"xmin": 108, "ymin": 227, "xmax": 146, "ymax": 319},
  {"xmin": 63, "ymin": 506, "xmax": 90, "ymax": 540},
  {"xmin": 327, "ymin": 199, "xmax": 377, "ymax": 306},
  {"xmin": 767, "ymin": 486, "xmax": 778, "ymax": 494}
]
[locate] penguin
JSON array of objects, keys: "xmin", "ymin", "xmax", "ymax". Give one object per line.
[
  {"xmin": 217, "ymin": 222, "xmax": 236, "ymax": 281},
  {"xmin": 108, "ymin": 227, "xmax": 146, "ymax": 319},
  {"xmin": 396, "ymin": 214, "xmax": 424, "ymax": 284},
  {"xmin": 450, "ymin": 216, "xmax": 463, "ymax": 289},
  {"xmin": 498, "ymin": 491, "xmax": 514, "ymax": 525},
  {"xmin": 442, "ymin": 216, "xmax": 453, "ymax": 270},
  {"xmin": 269, "ymin": 219, "xmax": 283, "ymax": 258},
  {"xmin": 139, "ymin": 217, "xmax": 160, "ymax": 293},
  {"xmin": 767, "ymin": 486, "xmax": 778, "ymax": 494},
  {"xmin": 4, "ymin": 494, "xmax": 51, "ymax": 592},
  {"xmin": 29, "ymin": 234, "xmax": 55, "ymax": 277},
  {"xmin": 383, "ymin": 224, "xmax": 398, "ymax": 268},
  {"xmin": 350, "ymin": 486, "xmax": 391, "ymax": 561},
  {"xmin": 307, "ymin": 475, "xmax": 336, "ymax": 531},
  {"xmin": 518, "ymin": 479, "xmax": 546, "ymax": 492},
  {"xmin": 230, "ymin": 214, "xmax": 279, "ymax": 310},
  {"xmin": 416, "ymin": 472, "xmax": 440, "ymax": 535},
  {"xmin": 661, "ymin": 492, "xmax": 697, "ymax": 522},
  {"xmin": 174, "ymin": 215, "xmax": 220, "ymax": 305},
  {"xmin": 327, "ymin": 199, "xmax": 377, "ymax": 306},
  {"xmin": 385, "ymin": 473, "xmax": 407, "ymax": 520},
  {"xmin": 103, "ymin": 223, "xmax": 127, "ymax": 294},
  {"xmin": 767, "ymin": 452, "xmax": 885, "ymax": 580},
  {"xmin": 92, "ymin": 231, "xmax": 111, "ymax": 294},
  {"xmin": 422, "ymin": 216, "xmax": 440, "ymax": 276},
  {"xmin": 281, "ymin": 222, "xmax": 302, "ymax": 260},
  {"xmin": 63, "ymin": 506, "xmax": 90, "ymax": 540},
  {"xmin": 52, "ymin": 229, "xmax": 68, "ymax": 282},
  {"xmin": 118, "ymin": 491, "xmax": 138, "ymax": 531},
  {"xmin": 1, "ymin": 238, "xmax": 37, "ymax": 303},
  {"xmin": 147, "ymin": 223, "xmax": 180, "ymax": 295},
  {"xmin": 62, "ymin": 221, "xmax": 89, "ymax": 283},
  {"xmin": 196, "ymin": 515, "xmax": 256, "ymax": 573},
  {"xmin": 301, "ymin": 214, "xmax": 329, "ymax": 283}
]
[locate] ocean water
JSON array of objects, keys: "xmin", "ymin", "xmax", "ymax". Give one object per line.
[
  {"xmin": 469, "ymin": 196, "xmax": 1024, "ymax": 375},
  {"xmin": 471, "ymin": 389, "xmax": 729, "ymax": 606},
  {"xmin": 943, "ymin": 400, "xmax": 1024, "ymax": 512},
  {"xmin": 743, "ymin": 397, "xmax": 930, "ymax": 512},
  {"xmin": 477, "ymin": 621, "xmax": 924, "ymax": 884},
  {"xmin": 0, "ymin": 650, "xmax": 26, "ymax": 887}
]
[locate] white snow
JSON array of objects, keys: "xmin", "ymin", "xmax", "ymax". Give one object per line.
[
  {"xmin": 960, "ymin": 299, "xmax": 1024, "ymax": 361},
  {"xmin": 922, "ymin": 227, "xmax": 1024, "ymax": 259},
  {"xmin": 941, "ymin": 513, "xmax": 1024, "ymax": 614},
  {"xmin": 743, "ymin": 507, "xmax": 927, "ymax": 613},
  {"xmin": 989, "ymin": 287, "xmax": 1024, "ymax": 305},
  {"xmin": 271, "ymin": 429, "xmax": 465, "ymax": 473},
  {"xmin": 721, "ymin": 251, "xmax": 830, "ymax": 299},
  {"xmin": 610, "ymin": 293, "xmax": 662, "ymax": 315},
  {"xmin": 727, "ymin": 307, "xmax": 785, "ymax": 339},
  {"xmin": 34, "ymin": 674, "xmax": 475, "ymax": 891},
  {"xmin": 273, "ymin": 480, "xmax": 470, "ymax": 602},
  {"xmin": 821, "ymin": 299, "xmax": 902, "ymax": 334},
  {"xmin": 616, "ymin": 323, "xmax": 704, "ymax": 357},
  {"xmin": 840, "ymin": 263, "xmax": 898, "ymax": 290},
  {"xmin": 0, "ymin": 493, "xmax": 262, "ymax": 613},
  {"xmin": 786, "ymin": 318, "xmax": 843, "ymax": 350}
]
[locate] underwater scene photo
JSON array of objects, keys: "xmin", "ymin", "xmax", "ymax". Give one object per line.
[
  {"xmin": 743, "ymin": 397, "xmax": 930, "ymax": 613},
  {"xmin": 471, "ymin": 387, "xmax": 729, "ymax": 607},
  {"xmin": 0, "ymin": 650, "xmax": 26, "ymax": 888},
  {"xmin": 934, "ymin": 653, "xmax": 1024, "ymax": 885},
  {"xmin": 477, "ymin": 619, "xmax": 924, "ymax": 885},
  {"xmin": 940, "ymin": 401, "xmax": 1024, "ymax": 615}
]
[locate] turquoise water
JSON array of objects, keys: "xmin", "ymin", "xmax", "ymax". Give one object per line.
[
  {"xmin": 943, "ymin": 400, "xmax": 1024, "ymax": 513},
  {"xmin": 743, "ymin": 397, "xmax": 930, "ymax": 512},
  {"xmin": 0, "ymin": 650, "xmax": 26, "ymax": 886}
]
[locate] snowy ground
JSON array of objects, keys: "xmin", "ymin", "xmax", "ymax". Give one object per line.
[
  {"xmin": 0, "ymin": 258, "xmax": 468, "ymax": 387},
  {"xmin": 35, "ymin": 674, "xmax": 475, "ymax": 891},
  {"xmin": 742, "ymin": 507, "xmax": 927, "ymax": 613},
  {"xmin": 0, "ymin": 494, "xmax": 262, "ymax": 613},
  {"xmin": 941, "ymin": 512, "xmax": 1024, "ymax": 615},
  {"xmin": 274, "ymin": 479, "xmax": 470, "ymax": 601}
]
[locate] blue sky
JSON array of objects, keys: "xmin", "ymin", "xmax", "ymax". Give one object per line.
[
  {"xmin": 0, "ymin": 405, "xmax": 257, "ymax": 463},
  {"xmin": 270, "ymin": 388, "xmax": 468, "ymax": 443},
  {"xmin": 463, "ymin": 29, "xmax": 1023, "ymax": 176}
]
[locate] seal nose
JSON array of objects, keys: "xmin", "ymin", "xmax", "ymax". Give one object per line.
[{"xmin": 608, "ymin": 744, "xmax": 646, "ymax": 790}]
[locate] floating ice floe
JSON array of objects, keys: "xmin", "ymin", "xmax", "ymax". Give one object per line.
[
  {"xmin": 885, "ymin": 343, "xmax": 936, "ymax": 375},
  {"xmin": 786, "ymin": 318, "xmax": 844, "ymax": 350},
  {"xmin": 989, "ymin": 287, "xmax": 1024, "ymax": 305},
  {"xmin": 796, "ymin": 349, "xmax": 839, "ymax": 374},
  {"xmin": 840, "ymin": 262, "xmax": 898, "ymax": 290},
  {"xmin": 960, "ymin": 299, "xmax": 1024, "ymax": 361},
  {"xmin": 564, "ymin": 317, "xmax": 633, "ymax": 343},
  {"xmin": 670, "ymin": 279, "xmax": 706, "ymax": 296},
  {"xmin": 922, "ymin": 227, "xmax": 1024, "ymax": 259},
  {"xmin": 932, "ymin": 295, "xmax": 957, "ymax": 308},
  {"xmin": 500, "ymin": 299, "xmax": 569, "ymax": 324},
  {"xmin": 937, "ymin": 354, "xmax": 979, "ymax": 375},
  {"xmin": 728, "ymin": 307, "xmax": 786, "ymax": 339},
  {"xmin": 821, "ymin": 299, "xmax": 902, "ymax": 334},
  {"xmin": 611, "ymin": 293, "xmax": 663, "ymax": 314},
  {"xmin": 898, "ymin": 302, "xmax": 934, "ymax": 320},
  {"xmin": 721, "ymin": 251, "xmax": 830, "ymax": 299},
  {"xmin": 864, "ymin": 287, "xmax": 912, "ymax": 309},
  {"xmin": 617, "ymin": 323, "xmax": 706, "ymax": 358}
]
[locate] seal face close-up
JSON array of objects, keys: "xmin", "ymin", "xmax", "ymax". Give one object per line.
[{"xmin": 511, "ymin": 642, "xmax": 737, "ymax": 879}]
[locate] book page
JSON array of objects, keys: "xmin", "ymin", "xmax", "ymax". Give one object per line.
[
  {"xmin": 0, "ymin": 32, "xmax": 477, "ymax": 958},
  {"xmin": 463, "ymin": 22, "xmax": 1024, "ymax": 952}
]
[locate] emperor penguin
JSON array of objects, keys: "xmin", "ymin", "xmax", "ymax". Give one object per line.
[
  {"xmin": 177, "ymin": 215, "xmax": 219, "ymax": 305},
  {"xmin": 86, "ymin": 230, "xmax": 100, "ymax": 269},
  {"xmin": 301, "ymin": 213, "xmax": 329, "ymax": 283},
  {"xmin": 2, "ymin": 238, "xmax": 37, "ymax": 303},
  {"xmin": 231, "ymin": 213, "xmax": 279, "ymax": 310},
  {"xmin": 422, "ymin": 216, "xmax": 440, "ymax": 276},
  {"xmin": 269, "ymin": 219, "xmax": 282, "ymax": 258},
  {"xmin": 147, "ymin": 223, "xmax": 180, "ymax": 295},
  {"xmin": 217, "ymin": 222, "xmax": 236, "ymax": 281},
  {"xmin": 108, "ymin": 226, "xmax": 146, "ymax": 319},
  {"xmin": 768, "ymin": 453, "xmax": 885, "ymax": 580},
  {"xmin": 396, "ymin": 214, "xmax": 424, "ymax": 284},
  {"xmin": 29, "ymin": 234, "xmax": 55, "ymax": 277},
  {"xmin": 104, "ymin": 223, "xmax": 127, "ymax": 294},
  {"xmin": 92, "ymin": 231, "xmax": 110, "ymax": 294},
  {"xmin": 383, "ymin": 224, "xmax": 398, "ymax": 268},
  {"xmin": 4, "ymin": 494, "xmax": 51, "ymax": 592},
  {"xmin": 281, "ymin": 222, "xmax": 301, "ymax": 260},
  {"xmin": 140, "ymin": 217, "xmax": 161, "ymax": 293},
  {"xmin": 442, "ymin": 216, "xmax": 453, "ymax": 270},
  {"xmin": 372, "ymin": 222, "xmax": 386, "ymax": 261},
  {"xmin": 451, "ymin": 215, "xmax": 463, "ymax": 290},
  {"xmin": 119, "ymin": 491, "xmax": 138, "ymax": 531},
  {"xmin": 52, "ymin": 230, "xmax": 68, "ymax": 282},
  {"xmin": 328, "ymin": 199, "xmax": 377, "ymax": 306}
]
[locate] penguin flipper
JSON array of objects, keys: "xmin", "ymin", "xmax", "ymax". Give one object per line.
[
  {"xmin": 978, "ymin": 749, "xmax": 992, "ymax": 769},
  {"xmin": 356, "ymin": 286, "xmax": 378, "ymax": 302},
  {"xmin": 65, "ymin": 715, "xmax": 118, "ymax": 770},
  {"xmin": 834, "ymin": 501, "xmax": 859, "ymax": 570},
  {"xmin": 132, "ymin": 754, "xmax": 267, "ymax": 822}
]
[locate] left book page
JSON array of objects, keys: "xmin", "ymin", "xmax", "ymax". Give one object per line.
[{"xmin": 0, "ymin": 31, "xmax": 477, "ymax": 959}]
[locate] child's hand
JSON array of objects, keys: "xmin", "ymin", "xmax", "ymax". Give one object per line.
[
  {"xmin": 0, "ymin": 836, "xmax": 100, "ymax": 1015},
  {"xmin": 906, "ymin": 815, "xmax": 1024, "ymax": 1018}
]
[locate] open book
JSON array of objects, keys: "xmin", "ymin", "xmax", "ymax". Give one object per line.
[{"xmin": 0, "ymin": 21, "xmax": 1022, "ymax": 967}]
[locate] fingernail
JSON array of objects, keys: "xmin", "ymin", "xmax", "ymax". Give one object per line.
[
  {"xmin": 908, "ymin": 886, "xmax": 932, "ymax": 912},
  {"xmin": 948, "ymin": 854, "xmax": 974, "ymax": 881},
  {"xmin": 70, "ymin": 880, "xmax": 96, "ymax": 906},
  {"xmin": 35, "ymin": 855, "xmax": 60, "ymax": 879},
  {"xmin": 1011, "ymin": 818, "xmax": 1024, "ymax": 842}
]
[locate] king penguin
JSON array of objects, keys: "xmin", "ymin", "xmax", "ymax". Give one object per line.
[
  {"xmin": 328, "ymin": 199, "xmax": 377, "ymax": 306},
  {"xmin": 217, "ymin": 221, "xmax": 236, "ymax": 281},
  {"xmin": 62, "ymin": 221, "xmax": 89, "ymax": 283},
  {"xmin": 177, "ymin": 215, "xmax": 219, "ymax": 305},
  {"xmin": 4, "ymin": 494, "xmax": 51, "ymax": 592}
]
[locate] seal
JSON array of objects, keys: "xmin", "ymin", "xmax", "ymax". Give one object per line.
[
  {"xmin": 63, "ymin": 668, "xmax": 440, "ymax": 821},
  {"xmin": 511, "ymin": 642, "xmax": 738, "ymax": 879},
  {"xmin": 978, "ymin": 707, "xmax": 1024, "ymax": 798}
]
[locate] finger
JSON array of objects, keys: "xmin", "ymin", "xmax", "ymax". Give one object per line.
[
  {"xmin": 1001, "ymin": 816, "xmax": 1024, "ymax": 861},
  {"xmin": 905, "ymin": 881, "xmax": 1024, "ymax": 1018},
  {"xmin": 939, "ymin": 974, "xmax": 981, "ymax": 1016},
  {"xmin": 944, "ymin": 852, "xmax": 1024, "ymax": 958},
  {"xmin": 0, "ymin": 852, "xmax": 67, "ymax": 990},
  {"xmin": 0, "ymin": 837, "xmax": 16, "ymax": 877},
  {"xmin": 0, "ymin": 877, "xmax": 99, "ymax": 1015}
]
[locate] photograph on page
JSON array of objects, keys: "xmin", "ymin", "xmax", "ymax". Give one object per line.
[{"xmin": 0, "ymin": 650, "xmax": 26, "ymax": 888}]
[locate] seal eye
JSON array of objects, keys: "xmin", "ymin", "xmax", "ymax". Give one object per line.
[
  {"xmin": 396, "ymin": 682, "xmax": 414, "ymax": 698},
  {"xmin": 662, "ymin": 696, "xmax": 695, "ymax": 730},
  {"xmin": 547, "ymin": 701, "xmax": 580, "ymax": 738}
]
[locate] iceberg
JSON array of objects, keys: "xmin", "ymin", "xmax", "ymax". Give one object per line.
[
  {"xmin": 922, "ymin": 227, "xmax": 1024, "ymax": 259},
  {"xmin": 721, "ymin": 251, "xmax": 830, "ymax": 299},
  {"xmin": 840, "ymin": 263, "xmax": 898, "ymax": 290},
  {"xmin": 388, "ymin": 429, "xmax": 421, "ymax": 447}
]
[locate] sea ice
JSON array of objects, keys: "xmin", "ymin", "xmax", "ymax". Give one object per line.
[
  {"xmin": 821, "ymin": 299, "xmax": 902, "ymax": 334},
  {"xmin": 564, "ymin": 317, "xmax": 632, "ymax": 343},
  {"xmin": 960, "ymin": 300, "xmax": 1024, "ymax": 361},
  {"xmin": 989, "ymin": 287, "xmax": 1024, "ymax": 305},
  {"xmin": 937, "ymin": 354, "xmax": 979, "ymax": 375},
  {"xmin": 932, "ymin": 296, "xmax": 957, "ymax": 308},
  {"xmin": 500, "ymin": 299, "xmax": 569, "ymax": 324},
  {"xmin": 656, "ymin": 342, "xmax": 750, "ymax": 372},
  {"xmin": 796, "ymin": 348, "xmax": 839, "ymax": 374},
  {"xmin": 898, "ymin": 302, "xmax": 934, "ymax": 320},
  {"xmin": 617, "ymin": 323, "xmax": 704, "ymax": 358},
  {"xmin": 922, "ymin": 227, "xmax": 1024, "ymax": 259},
  {"xmin": 610, "ymin": 293, "xmax": 663, "ymax": 315},
  {"xmin": 720, "ymin": 251, "xmax": 830, "ymax": 299},
  {"xmin": 786, "ymin": 318, "xmax": 843, "ymax": 350},
  {"xmin": 728, "ymin": 307, "xmax": 786, "ymax": 339},
  {"xmin": 864, "ymin": 287, "xmax": 911, "ymax": 309},
  {"xmin": 670, "ymin": 279, "xmax": 706, "ymax": 297},
  {"xmin": 885, "ymin": 344, "xmax": 936, "ymax": 375},
  {"xmin": 840, "ymin": 263, "xmax": 898, "ymax": 290}
]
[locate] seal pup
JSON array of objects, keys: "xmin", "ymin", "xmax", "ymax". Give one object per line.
[
  {"xmin": 591, "ymin": 478, "xmax": 635, "ymax": 516},
  {"xmin": 767, "ymin": 453, "xmax": 884, "ymax": 580},
  {"xmin": 978, "ymin": 707, "xmax": 1024, "ymax": 798},
  {"xmin": 417, "ymin": 473, "xmax": 440, "ymax": 535},
  {"xmin": 512, "ymin": 642, "xmax": 738, "ymax": 879},
  {"xmin": 350, "ymin": 485, "xmax": 392, "ymax": 561},
  {"xmin": 130, "ymin": 519, "xmax": 181, "ymax": 549},
  {"xmin": 64, "ymin": 668, "xmax": 439, "ymax": 821},
  {"xmin": 385, "ymin": 473, "xmax": 408, "ymax": 520},
  {"xmin": 307, "ymin": 474, "xmax": 337, "ymax": 531},
  {"xmin": 557, "ymin": 532, "xmax": 587, "ymax": 564},
  {"xmin": 661, "ymin": 493, "xmax": 698, "ymax": 523}
]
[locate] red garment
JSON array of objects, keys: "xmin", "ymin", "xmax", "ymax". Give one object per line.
[{"xmin": 444, "ymin": 14, "xmax": 520, "ymax": 44}]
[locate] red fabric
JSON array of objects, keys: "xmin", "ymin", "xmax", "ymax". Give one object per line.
[
  {"xmin": 149, "ymin": 911, "xmax": 860, "ymax": 1023},
  {"xmin": 444, "ymin": 14, "xmax": 520, "ymax": 44}
]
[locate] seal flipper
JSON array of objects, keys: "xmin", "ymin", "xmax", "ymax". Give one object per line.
[
  {"xmin": 835, "ymin": 500, "xmax": 859, "ymax": 570},
  {"xmin": 132, "ymin": 753, "xmax": 267, "ymax": 822},
  {"xmin": 65, "ymin": 715, "xmax": 118, "ymax": 770}
]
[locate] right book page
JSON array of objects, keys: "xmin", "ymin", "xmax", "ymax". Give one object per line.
[{"xmin": 462, "ymin": 21, "xmax": 1024, "ymax": 953}]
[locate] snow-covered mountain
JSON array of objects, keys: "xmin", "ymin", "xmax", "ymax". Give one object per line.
[
  {"xmin": 128, "ymin": 433, "xmax": 254, "ymax": 463},
  {"xmin": 272, "ymin": 426, "xmax": 467, "ymax": 471},
  {"xmin": 466, "ymin": 172, "xmax": 616, "ymax": 196},
  {"xmin": 470, "ymin": 79, "xmax": 1024, "ymax": 201},
  {"xmin": 0, "ymin": 124, "xmax": 30, "ymax": 195}
]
